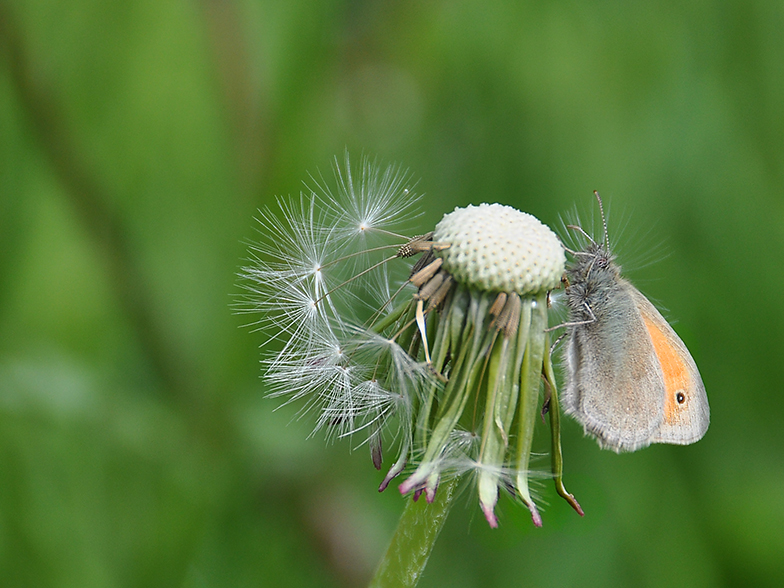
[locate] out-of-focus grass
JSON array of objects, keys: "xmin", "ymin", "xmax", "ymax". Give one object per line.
[{"xmin": 1, "ymin": 1, "xmax": 783, "ymax": 587}]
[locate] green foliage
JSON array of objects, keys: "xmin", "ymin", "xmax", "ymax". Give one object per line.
[{"xmin": 1, "ymin": 1, "xmax": 783, "ymax": 586}]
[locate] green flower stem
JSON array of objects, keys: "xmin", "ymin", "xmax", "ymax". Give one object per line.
[
  {"xmin": 371, "ymin": 297, "xmax": 414, "ymax": 335},
  {"xmin": 416, "ymin": 293, "xmax": 488, "ymax": 468},
  {"xmin": 368, "ymin": 477, "xmax": 458, "ymax": 588},
  {"xmin": 542, "ymin": 333, "xmax": 584, "ymax": 516},
  {"xmin": 514, "ymin": 293, "xmax": 547, "ymax": 523},
  {"xmin": 415, "ymin": 291, "xmax": 455, "ymax": 450}
]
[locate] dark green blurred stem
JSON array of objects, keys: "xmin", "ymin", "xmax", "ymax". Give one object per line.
[
  {"xmin": 199, "ymin": 0, "xmax": 268, "ymax": 193},
  {"xmin": 0, "ymin": 6, "xmax": 192, "ymax": 400},
  {"xmin": 368, "ymin": 477, "xmax": 458, "ymax": 588}
]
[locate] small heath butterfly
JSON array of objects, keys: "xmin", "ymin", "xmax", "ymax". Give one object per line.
[{"xmin": 561, "ymin": 194, "xmax": 709, "ymax": 452}]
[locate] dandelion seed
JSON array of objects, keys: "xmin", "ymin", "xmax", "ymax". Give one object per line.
[{"xmin": 238, "ymin": 155, "xmax": 582, "ymax": 528}]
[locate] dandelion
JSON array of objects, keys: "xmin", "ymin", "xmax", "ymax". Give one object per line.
[{"xmin": 238, "ymin": 154, "xmax": 583, "ymax": 541}]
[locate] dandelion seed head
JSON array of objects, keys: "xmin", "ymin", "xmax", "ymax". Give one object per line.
[
  {"xmin": 434, "ymin": 203, "xmax": 564, "ymax": 295},
  {"xmin": 238, "ymin": 155, "xmax": 580, "ymax": 529}
]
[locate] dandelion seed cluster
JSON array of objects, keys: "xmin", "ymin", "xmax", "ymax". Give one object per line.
[
  {"xmin": 239, "ymin": 154, "xmax": 582, "ymax": 528},
  {"xmin": 434, "ymin": 203, "xmax": 564, "ymax": 295}
]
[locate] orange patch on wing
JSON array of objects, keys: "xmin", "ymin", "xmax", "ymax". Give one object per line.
[{"xmin": 643, "ymin": 317, "xmax": 690, "ymax": 423}]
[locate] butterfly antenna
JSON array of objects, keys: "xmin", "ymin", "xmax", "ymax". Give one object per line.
[{"xmin": 593, "ymin": 190, "xmax": 609, "ymax": 251}]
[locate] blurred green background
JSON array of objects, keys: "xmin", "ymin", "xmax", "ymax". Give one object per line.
[{"xmin": 1, "ymin": 1, "xmax": 783, "ymax": 586}]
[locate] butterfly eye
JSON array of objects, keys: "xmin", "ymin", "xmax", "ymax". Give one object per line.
[
  {"xmin": 594, "ymin": 254, "xmax": 610, "ymax": 269},
  {"xmin": 676, "ymin": 391, "xmax": 686, "ymax": 404}
]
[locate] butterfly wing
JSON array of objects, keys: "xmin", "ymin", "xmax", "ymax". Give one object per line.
[
  {"xmin": 564, "ymin": 279, "xmax": 667, "ymax": 452},
  {"xmin": 628, "ymin": 287, "xmax": 710, "ymax": 445}
]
